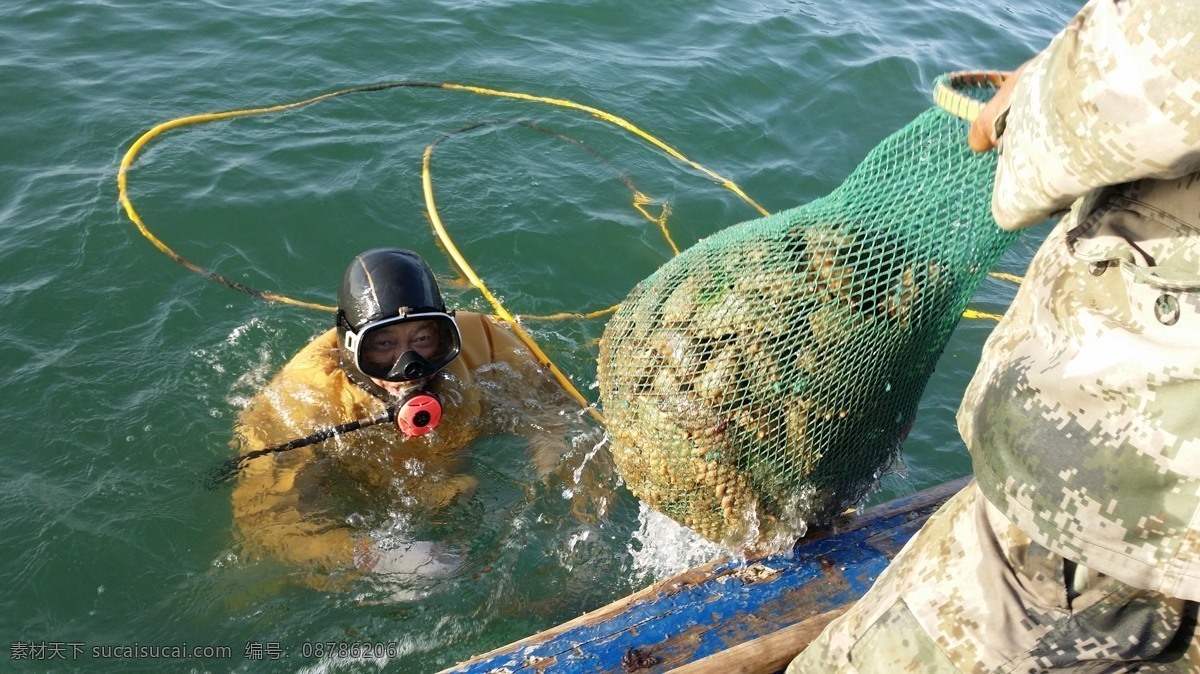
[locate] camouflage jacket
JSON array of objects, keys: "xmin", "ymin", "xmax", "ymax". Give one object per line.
[{"xmin": 957, "ymin": 0, "xmax": 1200, "ymax": 602}]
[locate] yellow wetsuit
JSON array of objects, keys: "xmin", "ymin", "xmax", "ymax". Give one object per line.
[{"xmin": 231, "ymin": 311, "xmax": 542, "ymax": 573}]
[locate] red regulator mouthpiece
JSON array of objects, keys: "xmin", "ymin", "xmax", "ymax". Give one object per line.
[{"xmin": 394, "ymin": 392, "xmax": 442, "ymax": 437}]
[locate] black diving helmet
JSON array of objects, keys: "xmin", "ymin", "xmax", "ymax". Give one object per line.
[{"xmin": 336, "ymin": 249, "xmax": 462, "ymax": 396}]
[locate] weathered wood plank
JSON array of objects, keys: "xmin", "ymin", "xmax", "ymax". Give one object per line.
[{"xmin": 666, "ymin": 604, "xmax": 850, "ymax": 674}]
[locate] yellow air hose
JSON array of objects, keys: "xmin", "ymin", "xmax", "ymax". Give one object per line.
[
  {"xmin": 118, "ymin": 79, "xmax": 1021, "ymax": 423},
  {"xmin": 117, "ymin": 81, "xmax": 769, "ymax": 422}
]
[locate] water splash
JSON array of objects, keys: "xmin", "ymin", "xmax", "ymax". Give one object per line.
[{"xmin": 628, "ymin": 502, "xmax": 722, "ymax": 582}]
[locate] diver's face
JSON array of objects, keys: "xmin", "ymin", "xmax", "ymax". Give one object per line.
[
  {"xmin": 362, "ymin": 319, "xmax": 441, "ymax": 363},
  {"xmin": 362, "ymin": 320, "xmax": 440, "ymax": 394}
]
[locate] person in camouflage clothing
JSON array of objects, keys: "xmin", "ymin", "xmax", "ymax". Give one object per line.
[{"xmin": 790, "ymin": 0, "xmax": 1200, "ymax": 670}]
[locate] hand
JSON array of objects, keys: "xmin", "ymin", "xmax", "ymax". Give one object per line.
[
  {"xmin": 968, "ymin": 62, "xmax": 1029, "ymax": 153},
  {"xmin": 354, "ymin": 539, "xmax": 461, "ymax": 577}
]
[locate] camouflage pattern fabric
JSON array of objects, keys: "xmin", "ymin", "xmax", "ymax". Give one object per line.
[
  {"xmin": 987, "ymin": 0, "xmax": 1200, "ymax": 231},
  {"xmin": 788, "ymin": 483, "xmax": 1200, "ymax": 672},
  {"xmin": 792, "ymin": 0, "xmax": 1200, "ymax": 669},
  {"xmin": 964, "ymin": 174, "xmax": 1200, "ymax": 603},
  {"xmin": 963, "ymin": 0, "xmax": 1200, "ymax": 603}
]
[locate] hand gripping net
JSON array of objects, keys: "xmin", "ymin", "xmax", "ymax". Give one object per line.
[{"xmin": 598, "ymin": 73, "xmax": 1015, "ymax": 550}]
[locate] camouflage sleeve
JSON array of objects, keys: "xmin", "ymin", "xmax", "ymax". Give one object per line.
[{"xmin": 992, "ymin": 0, "xmax": 1200, "ymax": 230}]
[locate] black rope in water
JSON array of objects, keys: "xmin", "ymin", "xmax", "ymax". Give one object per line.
[{"xmin": 204, "ymin": 408, "xmax": 395, "ymax": 490}]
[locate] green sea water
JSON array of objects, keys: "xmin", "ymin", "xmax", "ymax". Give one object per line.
[{"xmin": 1, "ymin": 1, "xmax": 1077, "ymax": 671}]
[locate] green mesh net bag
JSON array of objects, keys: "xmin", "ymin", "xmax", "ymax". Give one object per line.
[{"xmin": 598, "ymin": 72, "xmax": 1017, "ymax": 550}]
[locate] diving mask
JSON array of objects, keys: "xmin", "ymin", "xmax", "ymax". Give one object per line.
[{"xmin": 343, "ymin": 312, "xmax": 462, "ymax": 383}]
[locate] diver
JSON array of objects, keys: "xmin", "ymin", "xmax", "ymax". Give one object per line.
[{"xmin": 230, "ymin": 248, "xmax": 594, "ymax": 579}]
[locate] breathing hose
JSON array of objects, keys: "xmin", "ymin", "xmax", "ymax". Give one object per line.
[{"xmin": 204, "ymin": 409, "xmax": 395, "ymax": 489}]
